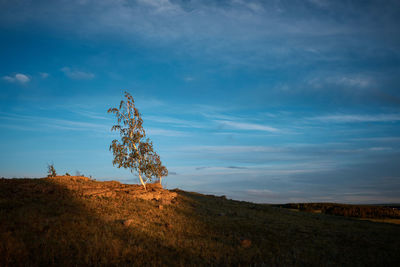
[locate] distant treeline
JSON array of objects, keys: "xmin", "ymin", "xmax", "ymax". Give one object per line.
[{"xmin": 278, "ymin": 203, "xmax": 400, "ymax": 219}]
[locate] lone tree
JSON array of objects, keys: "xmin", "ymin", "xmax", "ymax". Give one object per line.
[{"xmin": 108, "ymin": 91, "xmax": 168, "ymax": 190}]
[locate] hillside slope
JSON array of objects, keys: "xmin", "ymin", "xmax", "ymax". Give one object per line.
[{"xmin": 1, "ymin": 176, "xmax": 399, "ymax": 266}]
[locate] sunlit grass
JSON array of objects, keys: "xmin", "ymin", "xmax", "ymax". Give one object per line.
[{"xmin": 1, "ymin": 176, "xmax": 399, "ymax": 266}]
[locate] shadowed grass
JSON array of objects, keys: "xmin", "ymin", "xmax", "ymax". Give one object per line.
[{"xmin": 1, "ymin": 177, "xmax": 399, "ymax": 266}]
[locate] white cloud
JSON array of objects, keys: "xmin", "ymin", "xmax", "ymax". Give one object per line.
[
  {"xmin": 2, "ymin": 0, "xmax": 389, "ymax": 68},
  {"xmin": 15, "ymin": 74, "xmax": 30, "ymax": 83},
  {"xmin": 308, "ymin": 75, "xmax": 372, "ymax": 89},
  {"xmin": 137, "ymin": 0, "xmax": 180, "ymax": 13},
  {"xmin": 61, "ymin": 67, "xmax": 95, "ymax": 80},
  {"xmin": 145, "ymin": 115, "xmax": 204, "ymax": 128},
  {"xmin": 232, "ymin": 0, "xmax": 264, "ymax": 13},
  {"xmin": 2, "ymin": 76, "xmax": 14, "ymax": 82},
  {"xmin": 2, "ymin": 73, "xmax": 30, "ymax": 84},
  {"xmin": 369, "ymin": 147, "xmax": 391, "ymax": 151},
  {"xmin": 0, "ymin": 0, "xmax": 398, "ymax": 72},
  {"xmin": 74, "ymin": 110, "xmax": 108, "ymax": 120},
  {"xmin": 183, "ymin": 76, "xmax": 195, "ymax": 82},
  {"xmin": 351, "ymin": 137, "xmax": 400, "ymax": 142},
  {"xmin": 307, "ymin": 0, "xmax": 330, "ymax": 8},
  {"xmin": 146, "ymin": 128, "xmax": 187, "ymax": 137},
  {"xmin": 0, "ymin": 112, "xmax": 107, "ymax": 133},
  {"xmin": 40, "ymin": 72, "xmax": 49, "ymax": 78},
  {"xmin": 311, "ymin": 113, "xmax": 400, "ymax": 123},
  {"xmin": 181, "ymin": 145, "xmax": 284, "ymax": 154},
  {"xmin": 336, "ymin": 76, "xmax": 371, "ymax": 88},
  {"xmin": 216, "ymin": 120, "xmax": 279, "ymax": 133}
]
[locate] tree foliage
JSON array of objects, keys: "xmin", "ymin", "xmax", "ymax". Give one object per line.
[
  {"xmin": 108, "ymin": 91, "xmax": 168, "ymax": 189},
  {"xmin": 143, "ymin": 151, "xmax": 168, "ymax": 185},
  {"xmin": 47, "ymin": 163, "xmax": 57, "ymax": 178}
]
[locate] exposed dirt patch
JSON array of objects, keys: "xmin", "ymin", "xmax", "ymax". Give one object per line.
[{"xmin": 46, "ymin": 176, "xmax": 177, "ymax": 204}]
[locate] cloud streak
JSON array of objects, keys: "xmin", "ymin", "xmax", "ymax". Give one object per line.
[
  {"xmin": 3, "ymin": 73, "xmax": 30, "ymax": 83},
  {"xmin": 0, "ymin": 112, "xmax": 107, "ymax": 133},
  {"xmin": 216, "ymin": 120, "xmax": 279, "ymax": 133},
  {"xmin": 145, "ymin": 115, "xmax": 205, "ymax": 129},
  {"xmin": 40, "ymin": 72, "xmax": 49, "ymax": 78},
  {"xmin": 2, "ymin": 0, "xmax": 399, "ymax": 68},
  {"xmin": 308, "ymin": 74, "xmax": 373, "ymax": 89},
  {"xmin": 311, "ymin": 114, "xmax": 400, "ymax": 123},
  {"xmin": 146, "ymin": 128, "xmax": 187, "ymax": 137},
  {"xmin": 61, "ymin": 67, "xmax": 95, "ymax": 80}
]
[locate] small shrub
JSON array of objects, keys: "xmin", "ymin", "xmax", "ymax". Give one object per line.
[{"xmin": 47, "ymin": 163, "xmax": 57, "ymax": 177}]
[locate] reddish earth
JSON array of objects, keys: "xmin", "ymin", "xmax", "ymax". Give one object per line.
[{"xmin": 41, "ymin": 176, "xmax": 177, "ymax": 204}]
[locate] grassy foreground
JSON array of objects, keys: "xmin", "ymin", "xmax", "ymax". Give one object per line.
[{"xmin": 1, "ymin": 176, "xmax": 399, "ymax": 266}]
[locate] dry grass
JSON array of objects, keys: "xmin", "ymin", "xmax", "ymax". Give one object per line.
[
  {"xmin": 358, "ymin": 218, "xmax": 400, "ymax": 225},
  {"xmin": 1, "ymin": 176, "xmax": 400, "ymax": 266}
]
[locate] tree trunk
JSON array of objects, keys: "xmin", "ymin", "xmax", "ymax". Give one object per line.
[
  {"xmin": 159, "ymin": 175, "xmax": 162, "ymax": 186},
  {"xmin": 138, "ymin": 171, "xmax": 146, "ymax": 191},
  {"xmin": 132, "ymin": 142, "xmax": 146, "ymax": 190}
]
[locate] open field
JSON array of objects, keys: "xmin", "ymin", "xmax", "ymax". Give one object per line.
[{"xmin": 1, "ymin": 176, "xmax": 399, "ymax": 266}]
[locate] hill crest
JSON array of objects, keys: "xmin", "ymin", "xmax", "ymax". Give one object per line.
[{"xmin": 1, "ymin": 176, "xmax": 399, "ymax": 266}]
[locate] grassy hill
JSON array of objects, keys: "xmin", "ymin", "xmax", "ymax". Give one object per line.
[{"xmin": 1, "ymin": 176, "xmax": 399, "ymax": 266}]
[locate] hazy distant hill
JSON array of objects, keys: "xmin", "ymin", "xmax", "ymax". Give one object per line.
[{"xmin": 1, "ymin": 176, "xmax": 399, "ymax": 266}]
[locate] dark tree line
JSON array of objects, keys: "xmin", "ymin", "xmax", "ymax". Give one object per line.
[{"xmin": 280, "ymin": 203, "xmax": 400, "ymax": 219}]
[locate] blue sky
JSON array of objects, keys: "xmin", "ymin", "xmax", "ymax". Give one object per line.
[{"xmin": 1, "ymin": 0, "xmax": 400, "ymax": 203}]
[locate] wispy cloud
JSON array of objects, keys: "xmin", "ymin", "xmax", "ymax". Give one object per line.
[
  {"xmin": 169, "ymin": 156, "xmax": 400, "ymax": 203},
  {"xmin": 137, "ymin": 0, "xmax": 180, "ymax": 13},
  {"xmin": 146, "ymin": 128, "xmax": 187, "ymax": 137},
  {"xmin": 1, "ymin": 0, "xmax": 400, "ymax": 204},
  {"xmin": 307, "ymin": 0, "xmax": 330, "ymax": 8},
  {"xmin": 180, "ymin": 145, "xmax": 285, "ymax": 154},
  {"xmin": 183, "ymin": 76, "xmax": 195, "ymax": 82},
  {"xmin": 61, "ymin": 67, "xmax": 95, "ymax": 80},
  {"xmin": 145, "ymin": 115, "xmax": 205, "ymax": 128},
  {"xmin": 311, "ymin": 113, "xmax": 400, "ymax": 123},
  {"xmin": 336, "ymin": 76, "xmax": 371, "ymax": 88},
  {"xmin": 369, "ymin": 147, "xmax": 391, "ymax": 151},
  {"xmin": 308, "ymin": 74, "xmax": 373, "ymax": 90},
  {"xmin": 216, "ymin": 120, "xmax": 279, "ymax": 133},
  {"xmin": 351, "ymin": 137, "xmax": 400, "ymax": 142},
  {"xmin": 0, "ymin": 112, "xmax": 107, "ymax": 133},
  {"xmin": 0, "ymin": 109, "xmax": 191, "ymax": 138},
  {"xmin": 2, "ymin": 0, "xmax": 398, "ymax": 68},
  {"xmin": 40, "ymin": 72, "xmax": 49, "ymax": 78},
  {"xmin": 73, "ymin": 110, "xmax": 109, "ymax": 120},
  {"xmin": 195, "ymin": 166, "xmax": 248, "ymax": 171},
  {"xmin": 3, "ymin": 73, "xmax": 30, "ymax": 84}
]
